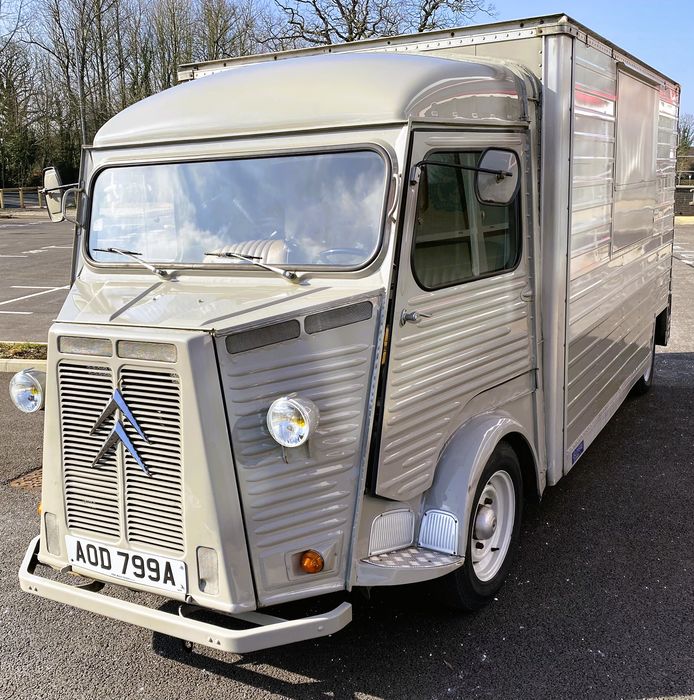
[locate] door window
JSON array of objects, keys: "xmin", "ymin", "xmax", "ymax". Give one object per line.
[{"xmin": 411, "ymin": 151, "xmax": 521, "ymax": 290}]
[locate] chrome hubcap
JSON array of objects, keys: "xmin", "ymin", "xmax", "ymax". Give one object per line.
[
  {"xmin": 471, "ymin": 470, "xmax": 515, "ymax": 582},
  {"xmin": 474, "ymin": 505, "xmax": 497, "ymax": 540}
]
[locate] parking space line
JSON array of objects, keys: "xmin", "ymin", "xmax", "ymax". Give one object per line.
[
  {"xmin": 0, "ymin": 311, "xmax": 33, "ymax": 315},
  {"xmin": 0, "ymin": 254, "xmax": 28, "ymax": 258},
  {"xmin": 11, "ymin": 286, "xmax": 59, "ymax": 289},
  {"xmin": 0, "ymin": 285, "xmax": 69, "ymax": 307}
]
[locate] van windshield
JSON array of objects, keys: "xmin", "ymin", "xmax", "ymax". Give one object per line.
[{"xmin": 88, "ymin": 150, "xmax": 387, "ymax": 269}]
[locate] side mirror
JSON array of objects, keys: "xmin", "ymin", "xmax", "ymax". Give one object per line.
[
  {"xmin": 43, "ymin": 167, "xmax": 64, "ymax": 223},
  {"xmin": 475, "ymin": 149, "xmax": 520, "ymax": 206}
]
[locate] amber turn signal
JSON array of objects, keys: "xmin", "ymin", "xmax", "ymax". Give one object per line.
[
  {"xmin": 299, "ymin": 549, "xmax": 324, "ymax": 574},
  {"xmin": 37, "ymin": 501, "xmax": 43, "ymax": 516}
]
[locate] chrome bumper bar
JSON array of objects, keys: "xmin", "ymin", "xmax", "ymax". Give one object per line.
[{"xmin": 19, "ymin": 536, "xmax": 352, "ymax": 654}]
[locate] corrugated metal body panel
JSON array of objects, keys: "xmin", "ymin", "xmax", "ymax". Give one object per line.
[
  {"xmin": 655, "ymin": 86, "xmax": 679, "ymax": 238},
  {"xmin": 571, "ymin": 43, "xmax": 616, "ymax": 272},
  {"xmin": 58, "ymin": 361, "xmax": 185, "ymax": 553},
  {"xmin": 566, "ymin": 245, "xmax": 670, "ymax": 449},
  {"xmin": 569, "ymin": 240, "xmax": 671, "ymax": 341},
  {"xmin": 377, "ymin": 273, "xmax": 532, "ymax": 500},
  {"xmin": 565, "ymin": 42, "xmax": 676, "ymax": 468},
  {"xmin": 217, "ymin": 298, "xmax": 381, "ymax": 605}
]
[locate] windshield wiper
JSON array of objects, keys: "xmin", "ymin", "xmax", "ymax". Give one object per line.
[
  {"xmin": 93, "ymin": 247, "xmax": 170, "ymax": 278},
  {"xmin": 204, "ymin": 250, "xmax": 298, "ymax": 283}
]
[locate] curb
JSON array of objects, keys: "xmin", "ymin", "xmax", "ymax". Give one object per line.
[
  {"xmin": 0, "ymin": 359, "xmax": 47, "ymax": 373},
  {"xmin": 0, "ymin": 210, "xmax": 47, "ymax": 220}
]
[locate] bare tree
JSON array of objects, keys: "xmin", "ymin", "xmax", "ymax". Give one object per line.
[
  {"xmin": 2, "ymin": 0, "xmax": 497, "ymax": 186},
  {"xmin": 0, "ymin": 37, "xmax": 38, "ymax": 186},
  {"xmin": 0, "ymin": 0, "xmax": 25, "ymax": 54},
  {"xmin": 273, "ymin": 0, "xmax": 493, "ymax": 45},
  {"xmin": 677, "ymin": 113, "xmax": 694, "ymax": 175},
  {"xmin": 150, "ymin": 0, "xmax": 195, "ymax": 90}
]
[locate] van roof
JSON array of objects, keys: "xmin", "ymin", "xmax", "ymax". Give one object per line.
[{"xmin": 93, "ymin": 53, "xmax": 530, "ymax": 148}]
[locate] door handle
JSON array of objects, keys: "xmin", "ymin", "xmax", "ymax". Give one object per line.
[
  {"xmin": 400, "ymin": 309, "xmax": 432, "ymax": 326},
  {"xmin": 520, "ymin": 288, "xmax": 534, "ymax": 302}
]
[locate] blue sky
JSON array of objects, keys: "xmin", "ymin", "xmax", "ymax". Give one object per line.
[{"xmin": 488, "ymin": 1, "xmax": 693, "ymax": 116}]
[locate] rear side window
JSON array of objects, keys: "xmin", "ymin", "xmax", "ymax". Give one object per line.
[{"xmin": 411, "ymin": 151, "xmax": 521, "ymax": 290}]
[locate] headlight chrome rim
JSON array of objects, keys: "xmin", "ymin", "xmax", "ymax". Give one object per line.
[
  {"xmin": 266, "ymin": 396, "xmax": 319, "ymax": 448},
  {"xmin": 9, "ymin": 369, "xmax": 46, "ymax": 414}
]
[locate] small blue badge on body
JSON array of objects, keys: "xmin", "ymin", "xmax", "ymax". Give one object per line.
[{"xmin": 571, "ymin": 440, "xmax": 585, "ymax": 466}]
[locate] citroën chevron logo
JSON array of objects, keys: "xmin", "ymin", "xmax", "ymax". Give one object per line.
[{"xmin": 90, "ymin": 388, "xmax": 152, "ymax": 476}]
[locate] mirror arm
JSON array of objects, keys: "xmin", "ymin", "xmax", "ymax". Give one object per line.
[
  {"xmin": 409, "ymin": 160, "xmax": 512, "ymax": 186},
  {"xmin": 40, "ymin": 182, "xmax": 80, "ymax": 195},
  {"xmin": 61, "ymin": 186, "xmax": 83, "ymax": 225}
]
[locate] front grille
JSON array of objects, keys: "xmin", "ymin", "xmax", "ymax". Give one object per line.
[
  {"xmin": 120, "ymin": 367, "xmax": 184, "ymax": 552},
  {"xmin": 60, "ymin": 364, "xmax": 120, "ymax": 538},
  {"xmin": 58, "ymin": 361, "xmax": 185, "ymax": 553}
]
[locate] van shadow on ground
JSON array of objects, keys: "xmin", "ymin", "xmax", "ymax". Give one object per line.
[{"xmin": 152, "ymin": 353, "xmax": 694, "ymax": 700}]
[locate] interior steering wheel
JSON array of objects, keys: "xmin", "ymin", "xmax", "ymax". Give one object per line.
[{"xmin": 317, "ymin": 248, "xmax": 365, "ymax": 264}]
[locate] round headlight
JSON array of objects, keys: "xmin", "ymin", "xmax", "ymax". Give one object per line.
[
  {"xmin": 266, "ymin": 397, "xmax": 319, "ymax": 448},
  {"xmin": 9, "ymin": 369, "xmax": 45, "ymax": 413}
]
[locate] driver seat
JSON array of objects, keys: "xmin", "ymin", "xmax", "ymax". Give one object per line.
[{"xmin": 203, "ymin": 239, "xmax": 288, "ymax": 264}]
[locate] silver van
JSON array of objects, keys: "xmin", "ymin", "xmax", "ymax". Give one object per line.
[{"xmin": 15, "ymin": 14, "xmax": 679, "ymax": 653}]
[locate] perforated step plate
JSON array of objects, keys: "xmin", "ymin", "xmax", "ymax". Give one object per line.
[{"xmin": 363, "ymin": 546, "xmax": 462, "ymax": 569}]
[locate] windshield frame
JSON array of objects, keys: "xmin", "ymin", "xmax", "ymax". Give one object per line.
[{"xmin": 83, "ymin": 144, "xmax": 393, "ymax": 275}]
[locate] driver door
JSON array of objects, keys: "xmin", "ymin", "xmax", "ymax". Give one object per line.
[{"xmin": 374, "ymin": 131, "xmax": 537, "ymax": 501}]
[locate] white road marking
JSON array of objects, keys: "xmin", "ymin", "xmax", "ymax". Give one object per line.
[
  {"xmin": 0, "ymin": 310, "xmax": 33, "ymax": 315},
  {"xmin": 0, "ymin": 285, "xmax": 69, "ymax": 307},
  {"xmin": 17, "ymin": 245, "xmax": 72, "ymax": 255},
  {"xmin": 10, "ymin": 285, "xmax": 59, "ymax": 289},
  {"xmin": 0, "ymin": 254, "xmax": 28, "ymax": 258}
]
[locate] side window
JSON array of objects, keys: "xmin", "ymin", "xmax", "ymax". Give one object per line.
[{"xmin": 411, "ymin": 151, "xmax": 521, "ymax": 290}]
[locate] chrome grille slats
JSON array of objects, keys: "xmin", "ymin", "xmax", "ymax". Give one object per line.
[
  {"xmin": 58, "ymin": 360, "xmax": 185, "ymax": 554},
  {"xmin": 120, "ymin": 367, "xmax": 184, "ymax": 553},
  {"xmin": 59, "ymin": 363, "xmax": 120, "ymax": 540}
]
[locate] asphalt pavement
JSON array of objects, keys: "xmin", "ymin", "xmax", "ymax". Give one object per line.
[
  {"xmin": 1, "ymin": 225, "xmax": 694, "ymax": 700},
  {"xmin": 0, "ymin": 214, "xmax": 73, "ymax": 342}
]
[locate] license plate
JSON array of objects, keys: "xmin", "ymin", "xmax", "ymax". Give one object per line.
[{"xmin": 66, "ymin": 536, "xmax": 187, "ymax": 595}]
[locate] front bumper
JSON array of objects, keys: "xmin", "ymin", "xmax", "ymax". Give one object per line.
[{"xmin": 19, "ymin": 536, "xmax": 352, "ymax": 654}]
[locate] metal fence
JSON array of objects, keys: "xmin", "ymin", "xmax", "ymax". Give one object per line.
[{"xmin": 0, "ymin": 187, "xmax": 45, "ymax": 209}]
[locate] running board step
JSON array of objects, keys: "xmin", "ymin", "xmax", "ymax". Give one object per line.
[{"xmin": 363, "ymin": 546, "xmax": 462, "ymax": 569}]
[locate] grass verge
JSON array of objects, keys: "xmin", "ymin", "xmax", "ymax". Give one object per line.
[{"xmin": 0, "ymin": 342, "xmax": 47, "ymax": 359}]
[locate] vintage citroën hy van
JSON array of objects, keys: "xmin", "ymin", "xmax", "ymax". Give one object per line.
[{"xmin": 14, "ymin": 14, "xmax": 678, "ymax": 653}]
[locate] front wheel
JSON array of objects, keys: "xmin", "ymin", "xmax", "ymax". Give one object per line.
[{"xmin": 439, "ymin": 442, "xmax": 522, "ymax": 611}]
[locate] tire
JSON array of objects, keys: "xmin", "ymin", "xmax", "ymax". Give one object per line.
[
  {"xmin": 439, "ymin": 442, "xmax": 522, "ymax": 611},
  {"xmin": 631, "ymin": 331, "xmax": 656, "ymax": 396}
]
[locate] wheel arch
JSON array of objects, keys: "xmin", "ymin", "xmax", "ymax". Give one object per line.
[
  {"xmin": 503, "ymin": 431, "xmax": 541, "ymax": 504},
  {"xmin": 422, "ymin": 413, "xmax": 540, "ymax": 556}
]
